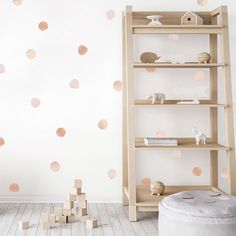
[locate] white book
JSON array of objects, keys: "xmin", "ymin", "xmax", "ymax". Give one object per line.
[{"xmin": 144, "ymin": 138, "xmax": 178, "ymax": 146}]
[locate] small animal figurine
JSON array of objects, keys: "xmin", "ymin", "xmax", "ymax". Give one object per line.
[
  {"xmin": 192, "ymin": 127, "xmax": 207, "ymax": 145},
  {"xmin": 146, "ymin": 93, "xmax": 165, "ymax": 104},
  {"xmin": 198, "ymin": 52, "xmax": 211, "ymax": 64},
  {"xmin": 150, "ymin": 181, "xmax": 165, "ymax": 196},
  {"xmin": 140, "ymin": 52, "xmax": 161, "ymax": 63}
]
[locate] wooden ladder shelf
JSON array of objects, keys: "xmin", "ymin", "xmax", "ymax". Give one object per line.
[{"xmin": 123, "ymin": 6, "xmax": 236, "ymax": 221}]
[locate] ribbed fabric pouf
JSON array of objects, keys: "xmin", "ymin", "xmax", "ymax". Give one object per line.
[{"xmin": 158, "ymin": 190, "xmax": 236, "ymax": 236}]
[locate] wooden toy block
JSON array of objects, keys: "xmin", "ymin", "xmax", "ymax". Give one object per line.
[
  {"xmin": 78, "ymin": 200, "xmax": 87, "ymax": 209},
  {"xmin": 74, "ymin": 179, "xmax": 82, "ymax": 188},
  {"xmin": 58, "ymin": 216, "xmax": 67, "ymax": 224},
  {"xmin": 67, "ymin": 214, "xmax": 76, "ymax": 223},
  {"xmin": 64, "ymin": 201, "xmax": 74, "ymax": 209},
  {"xmin": 73, "ymin": 201, "xmax": 80, "ymax": 208},
  {"xmin": 80, "ymin": 214, "xmax": 89, "ymax": 223},
  {"xmin": 49, "ymin": 214, "xmax": 56, "ymax": 224},
  {"xmin": 67, "ymin": 194, "xmax": 77, "ymax": 201},
  {"xmin": 63, "ymin": 208, "xmax": 72, "ymax": 216},
  {"xmin": 77, "ymin": 193, "xmax": 86, "ymax": 202},
  {"xmin": 86, "ymin": 219, "xmax": 97, "ymax": 229},
  {"xmin": 41, "ymin": 222, "xmax": 51, "ymax": 230},
  {"xmin": 54, "ymin": 207, "xmax": 63, "ymax": 216},
  {"xmin": 19, "ymin": 221, "xmax": 29, "ymax": 230},
  {"xmin": 41, "ymin": 213, "xmax": 50, "ymax": 222},
  {"xmin": 76, "ymin": 208, "xmax": 87, "ymax": 216},
  {"xmin": 71, "ymin": 187, "xmax": 81, "ymax": 195}
]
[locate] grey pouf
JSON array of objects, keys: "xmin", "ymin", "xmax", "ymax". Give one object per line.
[{"xmin": 158, "ymin": 191, "xmax": 236, "ymax": 236}]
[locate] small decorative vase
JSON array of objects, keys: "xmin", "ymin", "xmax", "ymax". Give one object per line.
[{"xmin": 147, "ymin": 15, "xmax": 163, "ymax": 26}]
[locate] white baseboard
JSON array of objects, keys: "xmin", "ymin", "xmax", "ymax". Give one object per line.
[{"xmin": 0, "ymin": 195, "xmax": 121, "ymax": 203}]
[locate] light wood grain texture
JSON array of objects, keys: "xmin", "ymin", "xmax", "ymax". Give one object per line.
[
  {"xmin": 133, "ymin": 63, "xmax": 224, "ymax": 68},
  {"xmin": 220, "ymin": 6, "xmax": 236, "ymax": 195}
]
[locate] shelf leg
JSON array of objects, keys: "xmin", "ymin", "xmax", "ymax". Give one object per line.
[{"xmin": 129, "ymin": 205, "xmax": 137, "ymax": 221}]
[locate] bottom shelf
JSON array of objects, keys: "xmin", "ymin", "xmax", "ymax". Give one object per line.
[{"xmin": 124, "ymin": 185, "xmax": 224, "ymax": 212}]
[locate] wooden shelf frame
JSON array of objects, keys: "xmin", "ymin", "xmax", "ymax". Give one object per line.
[{"xmin": 123, "ymin": 5, "xmax": 236, "ymax": 221}]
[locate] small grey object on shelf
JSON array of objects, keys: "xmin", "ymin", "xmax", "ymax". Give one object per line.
[
  {"xmin": 140, "ymin": 52, "xmax": 161, "ymax": 63},
  {"xmin": 144, "ymin": 138, "xmax": 177, "ymax": 146},
  {"xmin": 146, "ymin": 93, "xmax": 165, "ymax": 104},
  {"xmin": 177, "ymin": 99, "xmax": 200, "ymax": 105},
  {"xmin": 192, "ymin": 127, "xmax": 207, "ymax": 145}
]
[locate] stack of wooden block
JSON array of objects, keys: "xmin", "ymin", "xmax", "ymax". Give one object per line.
[{"xmin": 38, "ymin": 178, "xmax": 97, "ymax": 230}]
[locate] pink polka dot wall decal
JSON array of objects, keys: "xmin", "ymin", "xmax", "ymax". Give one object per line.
[
  {"xmin": 26, "ymin": 49, "xmax": 36, "ymax": 60},
  {"xmin": 0, "ymin": 64, "xmax": 5, "ymax": 74},
  {"xmin": 56, "ymin": 128, "xmax": 66, "ymax": 137},
  {"xmin": 50, "ymin": 161, "xmax": 60, "ymax": 172},
  {"xmin": 220, "ymin": 168, "xmax": 229, "ymax": 179},
  {"xmin": 9, "ymin": 183, "xmax": 19, "ymax": 192},
  {"xmin": 106, "ymin": 9, "xmax": 115, "ymax": 20},
  {"xmin": 192, "ymin": 167, "xmax": 202, "ymax": 176},
  {"xmin": 78, "ymin": 45, "xmax": 88, "ymax": 55},
  {"xmin": 195, "ymin": 71, "xmax": 205, "ymax": 80},
  {"xmin": 98, "ymin": 119, "xmax": 108, "ymax": 129},
  {"xmin": 168, "ymin": 34, "xmax": 179, "ymax": 41},
  {"xmin": 113, "ymin": 80, "xmax": 122, "ymax": 91},
  {"xmin": 197, "ymin": 0, "xmax": 208, "ymax": 6},
  {"xmin": 38, "ymin": 21, "xmax": 48, "ymax": 31},
  {"xmin": 171, "ymin": 150, "xmax": 182, "ymax": 159},
  {"xmin": 12, "ymin": 0, "xmax": 22, "ymax": 6},
  {"xmin": 0, "ymin": 137, "xmax": 5, "ymax": 147},
  {"xmin": 107, "ymin": 169, "xmax": 117, "ymax": 179},
  {"xmin": 141, "ymin": 177, "xmax": 151, "ymax": 185},
  {"xmin": 146, "ymin": 68, "xmax": 156, "ymax": 73},
  {"xmin": 31, "ymin": 98, "xmax": 41, "ymax": 108},
  {"xmin": 69, "ymin": 79, "xmax": 80, "ymax": 89},
  {"xmin": 156, "ymin": 130, "xmax": 166, "ymax": 138}
]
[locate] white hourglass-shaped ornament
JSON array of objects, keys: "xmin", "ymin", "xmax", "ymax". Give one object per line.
[{"xmin": 147, "ymin": 15, "xmax": 163, "ymax": 26}]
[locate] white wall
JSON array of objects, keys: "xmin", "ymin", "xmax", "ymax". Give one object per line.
[{"xmin": 0, "ymin": 0, "xmax": 235, "ymax": 202}]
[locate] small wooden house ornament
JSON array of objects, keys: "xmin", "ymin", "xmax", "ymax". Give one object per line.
[{"xmin": 181, "ymin": 11, "xmax": 203, "ymax": 25}]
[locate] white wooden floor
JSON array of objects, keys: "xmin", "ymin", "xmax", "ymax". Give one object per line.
[{"xmin": 0, "ymin": 203, "xmax": 159, "ymax": 236}]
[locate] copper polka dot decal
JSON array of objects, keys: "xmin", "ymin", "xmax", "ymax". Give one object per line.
[
  {"xmin": 141, "ymin": 177, "xmax": 151, "ymax": 185},
  {"xmin": 98, "ymin": 119, "xmax": 108, "ymax": 129},
  {"xmin": 156, "ymin": 130, "xmax": 166, "ymax": 138},
  {"xmin": 31, "ymin": 98, "xmax": 41, "ymax": 108},
  {"xmin": 38, "ymin": 21, "xmax": 48, "ymax": 31},
  {"xmin": 168, "ymin": 34, "xmax": 179, "ymax": 41},
  {"xmin": 171, "ymin": 150, "xmax": 182, "ymax": 159},
  {"xmin": 70, "ymin": 79, "xmax": 80, "ymax": 89},
  {"xmin": 107, "ymin": 169, "xmax": 117, "ymax": 179},
  {"xmin": 145, "ymin": 68, "xmax": 156, "ymax": 73},
  {"xmin": 106, "ymin": 10, "xmax": 115, "ymax": 20},
  {"xmin": 0, "ymin": 137, "xmax": 5, "ymax": 147},
  {"xmin": 113, "ymin": 81, "xmax": 122, "ymax": 91},
  {"xmin": 9, "ymin": 183, "xmax": 19, "ymax": 192},
  {"xmin": 0, "ymin": 64, "xmax": 5, "ymax": 74},
  {"xmin": 56, "ymin": 128, "xmax": 66, "ymax": 137},
  {"xmin": 12, "ymin": 0, "xmax": 22, "ymax": 6},
  {"xmin": 78, "ymin": 45, "xmax": 88, "ymax": 55},
  {"xmin": 192, "ymin": 167, "xmax": 202, "ymax": 176},
  {"xmin": 220, "ymin": 168, "xmax": 229, "ymax": 179},
  {"xmin": 195, "ymin": 71, "xmax": 205, "ymax": 80},
  {"xmin": 50, "ymin": 161, "xmax": 60, "ymax": 172},
  {"xmin": 26, "ymin": 49, "xmax": 36, "ymax": 59},
  {"xmin": 197, "ymin": 0, "xmax": 208, "ymax": 6}
]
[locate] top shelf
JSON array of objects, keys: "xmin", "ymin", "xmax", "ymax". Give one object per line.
[{"xmin": 132, "ymin": 25, "xmax": 223, "ymax": 34}]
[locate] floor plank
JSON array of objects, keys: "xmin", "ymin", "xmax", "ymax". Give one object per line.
[
  {"xmin": 6, "ymin": 204, "xmax": 26, "ymax": 236},
  {"xmin": 106, "ymin": 204, "xmax": 125, "ymax": 236},
  {"xmin": 139, "ymin": 212, "xmax": 158, "ymax": 236},
  {"xmin": 88, "ymin": 204, "xmax": 103, "ymax": 236},
  {"xmin": 114, "ymin": 204, "xmax": 136, "ymax": 236},
  {"xmin": 97, "ymin": 204, "xmax": 114, "ymax": 236},
  {"xmin": 14, "ymin": 203, "xmax": 35, "ymax": 236},
  {"xmin": 48, "ymin": 203, "xmax": 62, "ymax": 236},
  {"xmin": 0, "ymin": 204, "xmax": 9, "ymax": 224}
]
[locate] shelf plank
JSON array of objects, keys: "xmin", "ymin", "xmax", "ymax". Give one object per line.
[
  {"xmin": 134, "ymin": 100, "xmax": 227, "ymax": 107},
  {"xmin": 135, "ymin": 138, "xmax": 229, "ymax": 151},
  {"xmin": 132, "ymin": 25, "xmax": 223, "ymax": 34},
  {"xmin": 133, "ymin": 63, "xmax": 225, "ymax": 68}
]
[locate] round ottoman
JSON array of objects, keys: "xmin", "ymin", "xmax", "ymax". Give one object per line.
[{"xmin": 158, "ymin": 190, "xmax": 236, "ymax": 236}]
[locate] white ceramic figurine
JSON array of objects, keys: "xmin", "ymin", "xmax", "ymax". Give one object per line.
[
  {"xmin": 146, "ymin": 93, "xmax": 165, "ymax": 104},
  {"xmin": 192, "ymin": 127, "xmax": 207, "ymax": 145}
]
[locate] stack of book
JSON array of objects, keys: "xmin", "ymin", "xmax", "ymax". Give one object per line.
[{"xmin": 144, "ymin": 138, "xmax": 178, "ymax": 146}]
